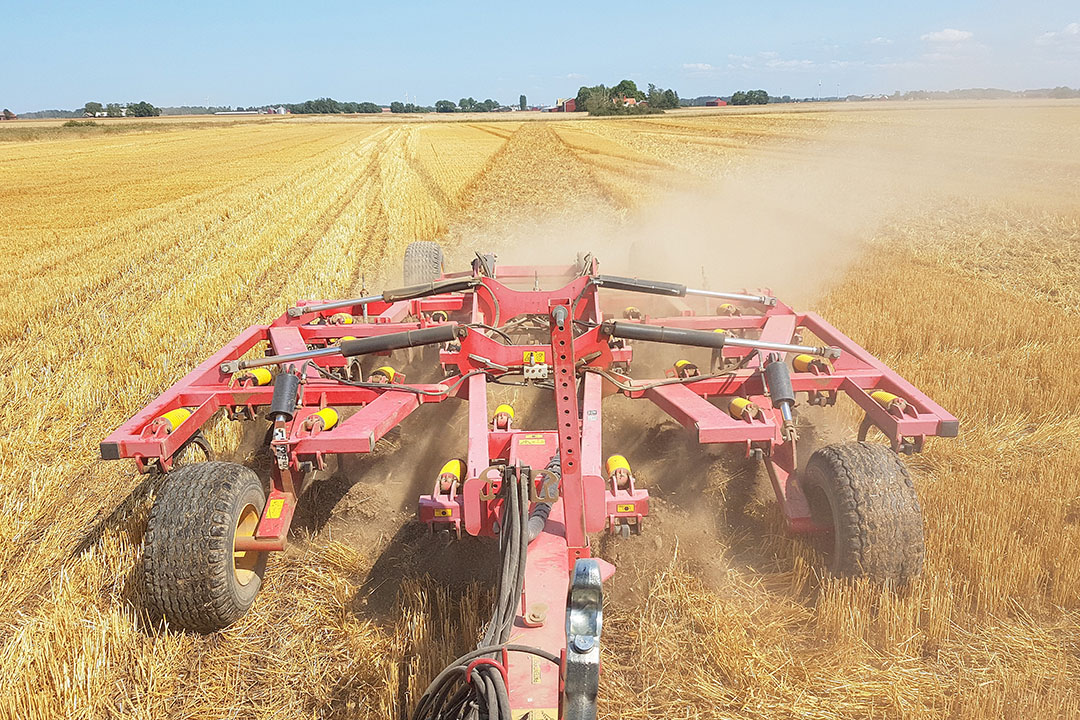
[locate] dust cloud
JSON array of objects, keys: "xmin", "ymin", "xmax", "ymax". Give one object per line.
[{"xmin": 446, "ymin": 103, "xmax": 1074, "ymax": 307}]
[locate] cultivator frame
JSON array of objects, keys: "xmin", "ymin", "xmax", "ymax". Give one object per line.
[{"xmin": 103, "ymin": 250, "xmax": 957, "ymax": 719}]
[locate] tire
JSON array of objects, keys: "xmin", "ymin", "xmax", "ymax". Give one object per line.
[
  {"xmin": 403, "ymin": 241, "xmax": 444, "ymax": 285},
  {"xmin": 802, "ymin": 442, "xmax": 924, "ymax": 584},
  {"xmin": 143, "ymin": 461, "xmax": 268, "ymax": 632}
]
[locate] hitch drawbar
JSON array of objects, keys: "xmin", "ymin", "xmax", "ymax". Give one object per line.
[
  {"xmin": 219, "ymin": 324, "xmax": 463, "ymax": 374},
  {"xmin": 600, "ymin": 320, "xmax": 842, "ymax": 359}
]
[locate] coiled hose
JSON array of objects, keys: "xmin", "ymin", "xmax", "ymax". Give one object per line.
[{"xmin": 412, "ymin": 461, "xmax": 559, "ymax": 720}]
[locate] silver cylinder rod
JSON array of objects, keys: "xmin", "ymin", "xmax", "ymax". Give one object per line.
[
  {"xmin": 684, "ymin": 288, "xmax": 777, "ymax": 306},
  {"xmin": 220, "ymin": 346, "xmax": 340, "ymax": 375},
  {"xmin": 723, "ymin": 336, "xmax": 841, "ymax": 359},
  {"xmin": 287, "ymin": 294, "xmax": 385, "ymax": 318}
]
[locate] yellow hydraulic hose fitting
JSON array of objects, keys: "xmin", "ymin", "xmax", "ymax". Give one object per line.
[
  {"xmin": 158, "ymin": 408, "xmax": 192, "ymax": 432},
  {"xmin": 337, "ymin": 335, "xmax": 357, "ymax": 344},
  {"xmin": 494, "ymin": 403, "xmax": 515, "ymax": 420},
  {"xmin": 728, "ymin": 397, "xmax": 760, "ymax": 420}
]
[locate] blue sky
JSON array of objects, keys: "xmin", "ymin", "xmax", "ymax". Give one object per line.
[{"xmin": 2, "ymin": 1, "xmax": 1077, "ymax": 112}]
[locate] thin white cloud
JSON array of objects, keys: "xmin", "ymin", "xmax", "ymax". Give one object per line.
[
  {"xmin": 921, "ymin": 28, "xmax": 974, "ymax": 43},
  {"xmin": 682, "ymin": 63, "xmax": 716, "ymax": 71},
  {"xmin": 1037, "ymin": 22, "xmax": 1079, "ymax": 45},
  {"xmin": 870, "ymin": 36, "xmax": 893, "ymax": 45},
  {"xmin": 566, "ymin": 73, "xmax": 585, "ymax": 80}
]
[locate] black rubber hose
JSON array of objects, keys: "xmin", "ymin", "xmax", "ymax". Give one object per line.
[
  {"xmin": 527, "ymin": 454, "xmax": 561, "ymax": 543},
  {"xmin": 526, "ymin": 502, "xmax": 552, "ymax": 543}
]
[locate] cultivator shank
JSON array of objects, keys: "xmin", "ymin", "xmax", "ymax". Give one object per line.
[{"xmin": 103, "ymin": 247, "xmax": 957, "ymax": 718}]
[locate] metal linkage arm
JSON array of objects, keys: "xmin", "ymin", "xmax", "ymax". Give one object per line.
[
  {"xmin": 601, "ymin": 320, "xmax": 840, "ymax": 358},
  {"xmin": 220, "ymin": 324, "xmax": 464, "ymax": 373},
  {"xmin": 286, "ymin": 277, "xmax": 481, "ymax": 317},
  {"xmin": 593, "ymin": 274, "xmax": 776, "ymax": 306}
]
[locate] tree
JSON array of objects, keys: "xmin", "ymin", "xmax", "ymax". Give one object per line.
[
  {"xmin": 83, "ymin": 101, "xmax": 103, "ymax": 116},
  {"xmin": 610, "ymin": 79, "xmax": 645, "ymax": 102},
  {"xmin": 106, "ymin": 103, "xmax": 123, "ymax": 117},
  {"xmin": 127, "ymin": 101, "xmax": 161, "ymax": 117},
  {"xmin": 519, "ymin": 94, "xmax": 526, "ymax": 110},
  {"xmin": 576, "ymin": 84, "xmax": 608, "ymax": 112},
  {"xmin": 390, "ymin": 101, "xmax": 405, "ymax": 113},
  {"xmin": 435, "ymin": 99, "xmax": 456, "ymax": 113}
]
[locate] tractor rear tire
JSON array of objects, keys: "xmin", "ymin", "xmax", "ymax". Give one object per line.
[
  {"xmin": 802, "ymin": 442, "xmax": 924, "ymax": 584},
  {"xmin": 143, "ymin": 461, "xmax": 268, "ymax": 632},
  {"xmin": 403, "ymin": 241, "xmax": 444, "ymax": 285}
]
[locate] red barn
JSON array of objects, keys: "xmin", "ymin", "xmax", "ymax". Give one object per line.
[
  {"xmin": 706, "ymin": 99, "xmax": 728, "ymax": 107},
  {"xmin": 563, "ymin": 98, "xmax": 576, "ymax": 112}
]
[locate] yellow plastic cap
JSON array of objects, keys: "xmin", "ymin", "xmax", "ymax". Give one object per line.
[
  {"xmin": 248, "ymin": 367, "xmax": 273, "ymax": 386},
  {"xmin": 159, "ymin": 408, "xmax": 192, "ymax": 431},
  {"xmin": 728, "ymin": 397, "xmax": 755, "ymax": 419},
  {"xmin": 439, "ymin": 459, "xmax": 464, "ymax": 479},
  {"xmin": 792, "ymin": 354, "xmax": 814, "ymax": 372},
  {"xmin": 871, "ymin": 390, "xmax": 901, "ymax": 407},
  {"xmin": 313, "ymin": 408, "xmax": 339, "ymax": 431},
  {"xmin": 494, "ymin": 404, "xmax": 515, "ymax": 420},
  {"xmin": 675, "ymin": 359, "xmax": 693, "ymax": 369},
  {"xmin": 606, "ymin": 454, "xmax": 631, "ymax": 477},
  {"xmin": 373, "ymin": 366, "xmax": 396, "ymax": 381},
  {"xmin": 713, "ymin": 328, "xmax": 727, "ymax": 334}
]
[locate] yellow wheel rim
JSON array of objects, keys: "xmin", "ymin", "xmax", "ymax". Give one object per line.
[{"xmin": 233, "ymin": 503, "xmax": 261, "ymax": 586}]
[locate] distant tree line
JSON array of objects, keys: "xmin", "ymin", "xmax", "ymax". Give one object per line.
[
  {"xmin": 276, "ymin": 98, "xmax": 383, "ymax": 114},
  {"xmin": 390, "ymin": 102, "xmax": 435, "ymax": 113},
  {"xmin": 77, "ymin": 101, "xmax": 161, "ymax": 117},
  {"xmin": 572, "ymin": 80, "xmax": 678, "ymax": 116},
  {"xmin": 730, "ymin": 90, "xmax": 769, "ymax": 105},
  {"xmin": 432, "ymin": 97, "xmax": 507, "ymax": 113}
]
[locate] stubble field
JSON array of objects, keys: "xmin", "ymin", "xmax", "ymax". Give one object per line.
[{"xmin": 1, "ymin": 102, "xmax": 1079, "ymax": 719}]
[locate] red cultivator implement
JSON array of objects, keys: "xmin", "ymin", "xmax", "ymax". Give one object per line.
[{"xmin": 103, "ymin": 242, "xmax": 957, "ymax": 719}]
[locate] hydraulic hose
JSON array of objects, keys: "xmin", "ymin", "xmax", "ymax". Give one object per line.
[{"xmin": 527, "ymin": 454, "xmax": 561, "ymax": 543}]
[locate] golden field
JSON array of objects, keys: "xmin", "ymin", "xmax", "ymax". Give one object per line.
[{"xmin": 1, "ymin": 102, "xmax": 1079, "ymax": 719}]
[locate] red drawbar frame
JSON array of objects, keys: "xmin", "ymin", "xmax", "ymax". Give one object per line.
[{"xmin": 102, "ymin": 259, "xmax": 957, "ymax": 717}]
